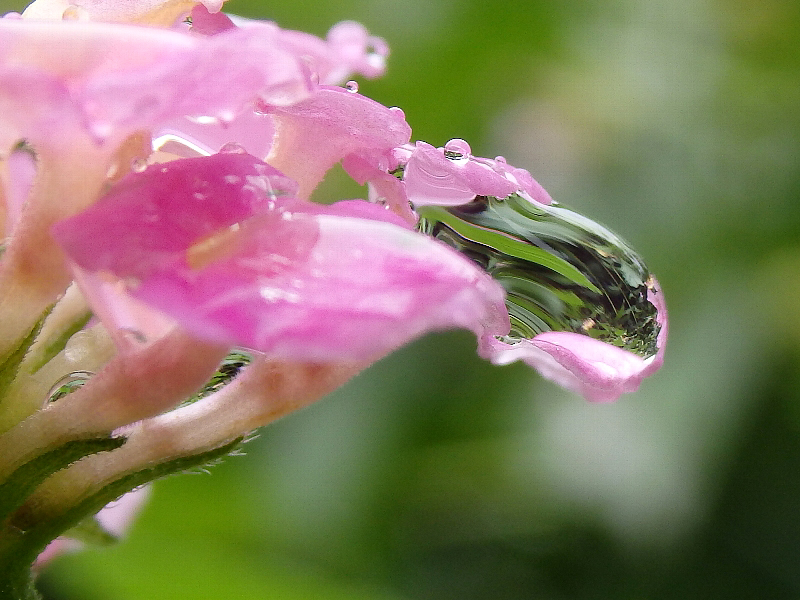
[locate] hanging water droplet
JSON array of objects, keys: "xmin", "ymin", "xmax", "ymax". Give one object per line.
[
  {"xmin": 219, "ymin": 142, "xmax": 247, "ymax": 155},
  {"xmin": 417, "ymin": 194, "xmax": 661, "ymax": 358},
  {"xmin": 46, "ymin": 371, "xmax": 94, "ymax": 405},
  {"xmin": 345, "ymin": 80, "xmax": 359, "ymax": 93},
  {"xmin": 443, "ymin": 138, "xmax": 471, "ymax": 160}
]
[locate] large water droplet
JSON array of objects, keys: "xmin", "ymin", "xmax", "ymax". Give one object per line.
[
  {"xmin": 417, "ymin": 194, "xmax": 661, "ymax": 358},
  {"xmin": 443, "ymin": 138, "xmax": 471, "ymax": 160},
  {"xmin": 345, "ymin": 80, "xmax": 359, "ymax": 93}
]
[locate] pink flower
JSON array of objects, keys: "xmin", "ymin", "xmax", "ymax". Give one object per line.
[{"xmin": 52, "ymin": 151, "xmax": 509, "ymax": 362}]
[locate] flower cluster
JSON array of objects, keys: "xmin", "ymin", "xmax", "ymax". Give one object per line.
[{"xmin": 0, "ymin": 0, "xmax": 666, "ymax": 591}]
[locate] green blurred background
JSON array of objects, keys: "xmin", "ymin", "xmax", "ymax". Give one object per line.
[{"xmin": 7, "ymin": 0, "xmax": 800, "ymax": 597}]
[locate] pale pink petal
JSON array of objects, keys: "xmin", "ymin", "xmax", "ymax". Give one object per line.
[
  {"xmin": 0, "ymin": 20, "xmax": 313, "ymax": 152},
  {"xmin": 267, "ymin": 87, "xmax": 411, "ymax": 198},
  {"xmin": 341, "ymin": 149, "xmax": 416, "ymax": 226},
  {"xmin": 277, "ymin": 21, "xmax": 388, "ymax": 84},
  {"xmin": 22, "ymin": 0, "xmax": 225, "ymax": 25},
  {"xmin": 1, "ymin": 144, "xmax": 36, "ymax": 236}
]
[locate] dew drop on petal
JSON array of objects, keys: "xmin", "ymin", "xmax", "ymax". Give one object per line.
[
  {"xmin": 443, "ymin": 138, "xmax": 471, "ymax": 160},
  {"xmin": 130, "ymin": 158, "xmax": 148, "ymax": 173},
  {"xmin": 345, "ymin": 80, "xmax": 359, "ymax": 93},
  {"xmin": 417, "ymin": 193, "xmax": 662, "ymax": 359},
  {"xmin": 389, "ymin": 106, "xmax": 405, "ymax": 119},
  {"xmin": 219, "ymin": 142, "xmax": 247, "ymax": 155},
  {"xmin": 45, "ymin": 371, "xmax": 94, "ymax": 406}
]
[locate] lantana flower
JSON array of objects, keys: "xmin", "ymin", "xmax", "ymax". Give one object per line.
[{"xmin": 0, "ymin": 0, "xmax": 666, "ymax": 594}]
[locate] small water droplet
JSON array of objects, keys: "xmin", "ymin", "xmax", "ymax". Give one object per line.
[
  {"xmin": 345, "ymin": 80, "xmax": 359, "ymax": 93},
  {"xmin": 130, "ymin": 158, "xmax": 147, "ymax": 173},
  {"xmin": 443, "ymin": 139, "xmax": 472, "ymax": 160},
  {"xmin": 219, "ymin": 142, "xmax": 247, "ymax": 154},
  {"xmin": 417, "ymin": 194, "xmax": 661, "ymax": 358},
  {"xmin": 494, "ymin": 155, "xmax": 507, "ymax": 165},
  {"xmin": 389, "ymin": 106, "xmax": 406, "ymax": 119},
  {"xmin": 45, "ymin": 371, "xmax": 94, "ymax": 405}
]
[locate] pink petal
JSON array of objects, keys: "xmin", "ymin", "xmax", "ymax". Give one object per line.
[
  {"xmin": 403, "ymin": 141, "xmax": 553, "ymax": 207},
  {"xmin": 277, "ymin": 20, "xmax": 388, "ymax": 84},
  {"xmin": 53, "ymin": 153, "xmax": 509, "ymax": 362},
  {"xmin": 0, "ymin": 19, "xmax": 314, "ymax": 151},
  {"xmin": 267, "ymin": 87, "xmax": 411, "ymax": 198}
]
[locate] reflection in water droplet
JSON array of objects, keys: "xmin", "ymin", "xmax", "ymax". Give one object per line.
[
  {"xmin": 345, "ymin": 80, "xmax": 359, "ymax": 93},
  {"xmin": 417, "ymin": 194, "xmax": 661, "ymax": 358},
  {"xmin": 186, "ymin": 350, "xmax": 252, "ymax": 404},
  {"xmin": 443, "ymin": 138, "xmax": 471, "ymax": 160},
  {"xmin": 130, "ymin": 158, "xmax": 147, "ymax": 173},
  {"xmin": 46, "ymin": 371, "xmax": 94, "ymax": 405}
]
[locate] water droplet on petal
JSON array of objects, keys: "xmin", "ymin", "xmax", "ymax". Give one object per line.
[
  {"xmin": 46, "ymin": 371, "xmax": 94, "ymax": 405},
  {"xmin": 494, "ymin": 156, "xmax": 507, "ymax": 167},
  {"xmin": 444, "ymin": 138, "xmax": 472, "ymax": 160},
  {"xmin": 219, "ymin": 142, "xmax": 247, "ymax": 154},
  {"xmin": 130, "ymin": 158, "xmax": 147, "ymax": 173},
  {"xmin": 389, "ymin": 106, "xmax": 406, "ymax": 119},
  {"xmin": 417, "ymin": 194, "xmax": 661, "ymax": 358},
  {"xmin": 345, "ymin": 80, "xmax": 359, "ymax": 93}
]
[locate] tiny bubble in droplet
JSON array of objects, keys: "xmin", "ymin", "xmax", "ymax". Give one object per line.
[
  {"xmin": 345, "ymin": 80, "xmax": 359, "ymax": 93},
  {"xmin": 444, "ymin": 138, "xmax": 471, "ymax": 159},
  {"xmin": 219, "ymin": 142, "xmax": 247, "ymax": 154}
]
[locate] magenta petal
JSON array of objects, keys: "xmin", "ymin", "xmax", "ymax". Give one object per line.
[
  {"xmin": 52, "ymin": 153, "xmax": 298, "ymax": 277},
  {"xmin": 135, "ymin": 211, "xmax": 509, "ymax": 361}
]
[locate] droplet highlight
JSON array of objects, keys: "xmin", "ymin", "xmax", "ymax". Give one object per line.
[
  {"xmin": 46, "ymin": 371, "xmax": 94, "ymax": 405},
  {"xmin": 417, "ymin": 194, "xmax": 661, "ymax": 358},
  {"xmin": 345, "ymin": 80, "xmax": 359, "ymax": 93},
  {"xmin": 443, "ymin": 138, "xmax": 472, "ymax": 160}
]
